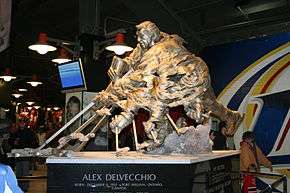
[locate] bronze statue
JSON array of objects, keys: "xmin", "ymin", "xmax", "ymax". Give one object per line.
[
  {"xmin": 9, "ymin": 21, "xmax": 243, "ymax": 157},
  {"xmin": 95, "ymin": 21, "xmax": 243, "ymax": 151}
]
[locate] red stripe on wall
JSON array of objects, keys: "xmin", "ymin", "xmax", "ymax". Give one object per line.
[
  {"xmin": 253, "ymin": 61, "xmax": 290, "ymax": 116},
  {"xmin": 276, "ymin": 118, "xmax": 290, "ymax": 151}
]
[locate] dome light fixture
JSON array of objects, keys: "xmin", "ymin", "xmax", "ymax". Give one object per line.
[
  {"xmin": 28, "ymin": 32, "xmax": 57, "ymax": 55},
  {"xmin": 105, "ymin": 33, "xmax": 133, "ymax": 55},
  {"xmin": 0, "ymin": 68, "xmax": 16, "ymax": 82},
  {"xmin": 27, "ymin": 75, "xmax": 43, "ymax": 87},
  {"xmin": 52, "ymin": 48, "xmax": 72, "ymax": 64}
]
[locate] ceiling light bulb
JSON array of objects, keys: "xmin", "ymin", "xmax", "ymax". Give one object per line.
[
  {"xmin": 18, "ymin": 88, "xmax": 28, "ymax": 92},
  {"xmin": 3, "ymin": 76, "xmax": 13, "ymax": 81},
  {"xmin": 114, "ymin": 49, "xmax": 126, "ymax": 55},
  {"xmin": 26, "ymin": 101, "xmax": 35, "ymax": 106},
  {"xmin": 12, "ymin": 93, "xmax": 23, "ymax": 98}
]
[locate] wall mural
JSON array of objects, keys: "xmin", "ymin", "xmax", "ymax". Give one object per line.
[{"xmin": 202, "ymin": 32, "xmax": 290, "ymax": 192}]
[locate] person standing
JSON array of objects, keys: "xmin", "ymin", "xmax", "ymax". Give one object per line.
[
  {"xmin": 14, "ymin": 118, "xmax": 38, "ymax": 192},
  {"xmin": 240, "ymin": 131, "xmax": 272, "ymax": 193},
  {"xmin": 212, "ymin": 121, "xmax": 228, "ymax": 150}
]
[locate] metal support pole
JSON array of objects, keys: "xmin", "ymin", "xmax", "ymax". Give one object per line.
[
  {"xmin": 79, "ymin": 0, "xmax": 100, "ymax": 35},
  {"xmin": 283, "ymin": 176, "xmax": 287, "ymax": 193},
  {"xmin": 166, "ymin": 113, "xmax": 180, "ymax": 135},
  {"xmin": 115, "ymin": 127, "xmax": 119, "ymax": 152},
  {"xmin": 132, "ymin": 120, "xmax": 139, "ymax": 151},
  {"xmin": 76, "ymin": 115, "xmax": 108, "ymax": 151},
  {"xmin": 73, "ymin": 114, "xmax": 97, "ymax": 134}
]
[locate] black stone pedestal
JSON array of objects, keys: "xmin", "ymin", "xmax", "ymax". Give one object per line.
[{"xmin": 46, "ymin": 151, "xmax": 240, "ymax": 193}]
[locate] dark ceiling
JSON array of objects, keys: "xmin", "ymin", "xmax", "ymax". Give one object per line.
[{"xmin": 0, "ymin": 0, "xmax": 289, "ymax": 107}]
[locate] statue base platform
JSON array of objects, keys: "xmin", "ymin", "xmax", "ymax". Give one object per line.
[{"xmin": 46, "ymin": 150, "xmax": 240, "ymax": 193}]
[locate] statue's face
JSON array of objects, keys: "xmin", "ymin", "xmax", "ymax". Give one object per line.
[{"xmin": 137, "ymin": 28, "xmax": 152, "ymax": 49}]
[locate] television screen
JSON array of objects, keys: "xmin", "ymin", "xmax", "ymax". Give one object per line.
[{"xmin": 57, "ymin": 59, "xmax": 87, "ymax": 93}]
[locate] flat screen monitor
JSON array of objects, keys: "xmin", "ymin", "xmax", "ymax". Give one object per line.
[{"xmin": 57, "ymin": 59, "xmax": 87, "ymax": 93}]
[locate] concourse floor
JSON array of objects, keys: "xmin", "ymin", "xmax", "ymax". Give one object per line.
[{"xmin": 25, "ymin": 163, "xmax": 47, "ymax": 193}]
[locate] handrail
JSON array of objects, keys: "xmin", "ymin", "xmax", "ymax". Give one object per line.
[{"xmin": 241, "ymin": 171, "xmax": 284, "ymax": 179}]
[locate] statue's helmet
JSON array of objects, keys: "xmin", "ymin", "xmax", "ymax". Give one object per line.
[{"xmin": 136, "ymin": 21, "xmax": 161, "ymax": 48}]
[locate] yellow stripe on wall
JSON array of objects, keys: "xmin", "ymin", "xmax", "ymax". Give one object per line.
[{"xmin": 217, "ymin": 42, "xmax": 290, "ymax": 101}]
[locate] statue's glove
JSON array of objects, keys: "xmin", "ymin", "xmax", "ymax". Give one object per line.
[{"xmin": 108, "ymin": 56, "xmax": 129, "ymax": 81}]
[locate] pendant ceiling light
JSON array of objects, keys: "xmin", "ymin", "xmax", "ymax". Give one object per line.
[
  {"xmin": 26, "ymin": 101, "xmax": 35, "ymax": 106},
  {"xmin": 12, "ymin": 93, "xmax": 23, "ymax": 98},
  {"xmin": 0, "ymin": 68, "xmax": 16, "ymax": 82},
  {"xmin": 33, "ymin": 105, "xmax": 41, "ymax": 109},
  {"xmin": 18, "ymin": 88, "xmax": 28, "ymax": 92},
  {"xmin": 53, "ymin": 107, "xmax": 60, "ymax": 111},
  {"xmin": 28, "ymin": 33, "xmax": 57, "ymax": 55},
  {"xmin": 52, "ymin": 48, "xmax": 72, "ymax": 64},
  {"xmin": 27, "ymin": 75, "xmax": 43, "ymax": 87},
  {"xmin": 105, "ymin": 33, "xmax": 133, "ymax": 55}
]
